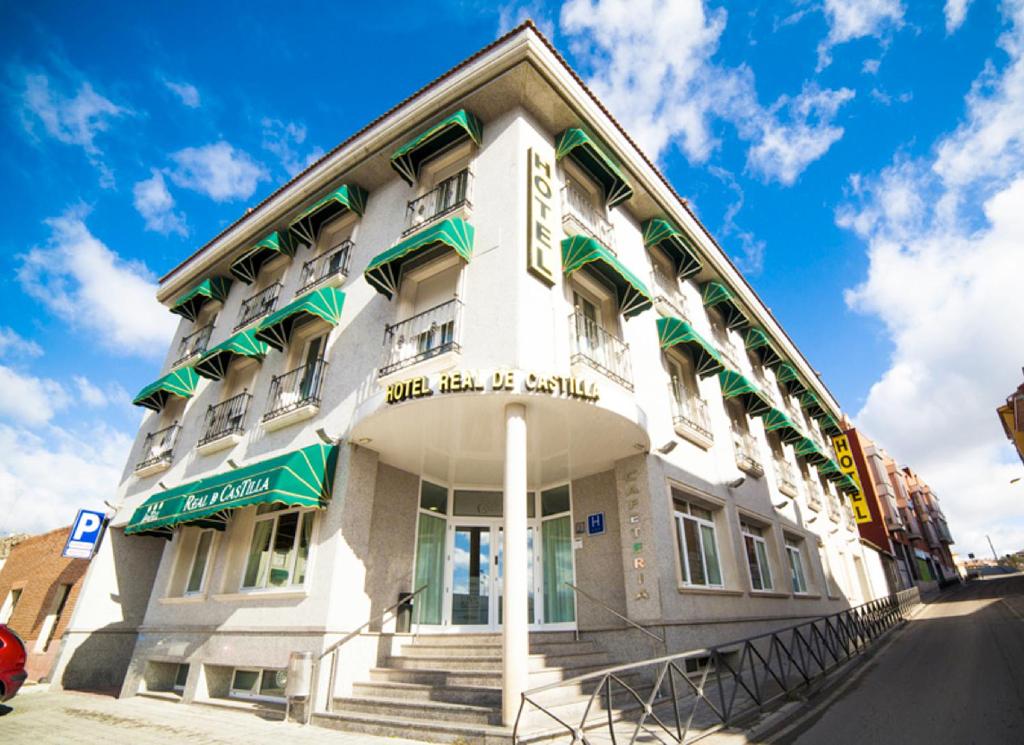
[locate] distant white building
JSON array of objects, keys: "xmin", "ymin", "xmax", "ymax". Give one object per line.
[{"xmin": 53, "ymin": 22, "xmax": 891, "ymax": 740}]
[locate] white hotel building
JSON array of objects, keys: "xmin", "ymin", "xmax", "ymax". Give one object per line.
[{"xmin": 53, "ymin": 22, "xmax": 892, "ymax": 742}]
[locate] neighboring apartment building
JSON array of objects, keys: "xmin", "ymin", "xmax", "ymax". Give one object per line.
[
  {"xmin": 998, "ymin": 376, "xmax": 1024, "ymax": 465},
  {"xmin": 0, "ymin": 527, "xmax": 88, "ymax": 682},
  {"xmin": 901, "ymin": 466, "xmax": 958, "ymax": 583},
  {"xmin": 53, "ymin": 23, "xmax": 893, "ymax": 739}
]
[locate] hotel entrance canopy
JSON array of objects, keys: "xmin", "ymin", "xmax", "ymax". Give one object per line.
[
  {"xmin": 125, "ymin": 443, "xmax": 338, "ymax": 537},
  {"xmin": 561, "ymin": 236, "xmax": 652, "ymax": 319}
]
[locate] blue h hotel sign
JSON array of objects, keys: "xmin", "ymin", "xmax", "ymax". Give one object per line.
[
  {"xmin": 587, "ymin": 512, "xmax": 606, "ymax": 536},
  {"xmin": 63, "ymin": 509, "xmax": 107, "ymax": 560}
]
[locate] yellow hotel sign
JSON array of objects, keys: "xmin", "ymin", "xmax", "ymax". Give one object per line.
[{"xmin": 832, "ymin": 434, "xmax": 872, "ymax": 524}]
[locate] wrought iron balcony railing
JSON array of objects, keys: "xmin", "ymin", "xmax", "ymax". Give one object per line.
[
  {"xmin": 380, "ymin": 298, "xmax": 462, "ymax": 377},
  {"xmin": 235, "ymin": 283, "xmax": 282, "ymax": 331},
  {"xmin": 804, "ymin": 479, "xmax": 824, "ymax": 512},
  {"xmin": 561, "ymin": 181, "xmax": 615, "ymax": 251},
  {"xmin": 403, "ymin": 169, "xmax": 472, "ymax": 235},
  {"xmin": 136, "ymin": 423, "xmax": 180, "ymax": 472},
  {"xmin": 650, "ymin": 264, "xmax": 689, "ymax": 320},
  {"xmin": 569, "ymin": 310, "xmax": 633, "ymax": 390},
  {"xmin": 774, "ymin": 458, "xmax": 798, "ymax": 497},
  {"xmin": 669, "ymin": 381, "xmax": 712, "ymax": 442},
  {"xmin": 733, "ymin": 432, "xmax": 764, "ymax": 478},
  {"xmin": 264, "ymin": 360, "xmax": 328, "ymax": 421},
  {"xmin": 174, "ymin": 324, "xmax": 213, "ymax": 366},
  {"xmin": 716, "ymin": 338, "xmax": 743, "ymax": 372},
  {"xmin": 198, "ymin": 392, "xmax": 251, "ymax": 447},
  {"xmin": 828, "ymin": 491, "xmax": 842, "ymax": 522},
  {"xmin": 298, "ymin": 240, "xmax": 352, "ymax": 294}
]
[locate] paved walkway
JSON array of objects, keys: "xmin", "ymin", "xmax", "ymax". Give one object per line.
[
  {"xmin": 772, "ymin": 574, "xmax": 1024, "ymax": 745},
  {"xmin": 0, "ymin": 688, "xmax": 431, "ymax": 745}
]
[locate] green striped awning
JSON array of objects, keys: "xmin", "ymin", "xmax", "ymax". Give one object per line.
[
  {"xmin": 762, "ymin": 407, "xmax": 803, "ymax": 445},
  {"xmin": 125, "ymin": 442, "xmax": 338, "ymax": 537},
  {"xmin": 562, "ymin": 236, "xmax": 652, "ymax": 319},
  {"xmin": 718, "ymin": 368, "xmax": 772, "ymax": 417},
  {"xmin": 837, "ymin": 473, "xmax": 860, "ymax": 496},
  {"xmin": 745, "ymin": 328, "xmax": 784, "ymax": 368},
  {"xmin": 170, "ymin": 277, "xmax": 232, "ymax": 322},
  {"xmin": 656, "ymin": 316, "xmax": 723, "ymax": 379},
  {"xmin": 702, "ymin": 282, "xmax": 748, "ymax": 331},
  {"xmin": 230, "ymin": 231, "xmax": 296, "ymax": 285},
  {"xmin": 391, "ymin": 109, "xmax": 483, "ymax": 185},
  {"xmin": 776, "ymin": 363, "xmax": 808, "ymax": 397},
  {"xmin": 194, "ymin": 329, "xmax": 270, "ymax": 381},
  {"xmin": 289, "ymin": 185, "xmax": 368, "ymax": 247},
  {"xmin": 816, "ymin": 458, "xmax": 845, "ymax": 482},
  {"xmin": 793, "ymin": 436, "xmax": 829, "ymax": 466},
  {"xmin": 819, "ymin": 412, "xmax": 843, "ymax": 438},
  {"xmin": 364, "ymin": 217, "xmax": 474, "ymax": 299},
  {"xmin": 133, "ymin": 366, "xmax": 200, "ymax": 412},
  {"xmin": 254, "ymin": 286, "xmax": 345, "ymax": 351},
  {"xmin": 641, "ymin": 218, "xmax": 702, "ymax": 279},
  {"xmin": 555, "ymin": 128, "xmax": 634, "ymax": 208},
  {"xmin": 800, "ymin": 391, "xmax": 828, "ymax": 420}
]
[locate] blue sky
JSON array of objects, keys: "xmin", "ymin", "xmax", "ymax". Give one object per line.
[{"xmin": 1, "ymin": 0, "xmax": 1022, "ymax": 558}]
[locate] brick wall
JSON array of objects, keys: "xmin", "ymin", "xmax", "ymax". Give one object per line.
[{"xmin": 0, "ymin": 526, "xmax": 89, "ymax": 681}]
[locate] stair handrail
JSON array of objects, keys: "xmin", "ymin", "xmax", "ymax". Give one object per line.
[{"xmin": 564, "ymin": 581, "xmax": 665, "ymax": 644}]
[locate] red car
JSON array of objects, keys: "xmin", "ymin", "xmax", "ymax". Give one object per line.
[{"xmin": 0, "ymin": 625, "xmax": 28, "ymax": 702}]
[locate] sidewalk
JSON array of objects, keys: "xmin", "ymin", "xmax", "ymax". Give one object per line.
[{"xmin": 0, "ymin": 687, "xmax": 431, "ymax": 745}]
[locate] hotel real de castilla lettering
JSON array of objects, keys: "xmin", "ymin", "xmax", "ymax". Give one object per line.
[{"xmin": 384, "ymin": 369, "xmax": 599, "ymax": 404}]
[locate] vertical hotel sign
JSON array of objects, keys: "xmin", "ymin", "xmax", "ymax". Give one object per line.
[
  {"xmin": 526, "ymin": 147, "xmax": 557, "ymax": 286},
  {"xmin": 832, "ymin": 434, "xmax": 872, "ymax": 524}
]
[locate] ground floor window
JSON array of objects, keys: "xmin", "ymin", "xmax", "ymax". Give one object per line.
[
  {"xmin": 230, "ymin": 667, "xmax": 286, "ymax": 702},
  {"xmin": 673, "ymin": 499, "xmax": 723, "ymax": 588},
  {"xmin": 185, "ymin": 530, "xmax": 214, "ymax": 595},
  {"xmin": 785, "ymin": 537, "xmax": 809, "ymax": 594},
  {"xmin": 741, "ymin": 521, "xmax": 773, "ymax": 591},
  {"xmin": 173, "ymin": 663, "xmax": 189, "ymax": 692},
  {"xmin": 242, "ymin": 506, "xmax": 314, "ymax": 590}
]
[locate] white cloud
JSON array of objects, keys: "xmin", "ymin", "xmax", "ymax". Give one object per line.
[
  {"xmin": 498, "ymin": 2, "xmax": 555, "ymax": 38},
  {"xmin": 863, "ymin": 58, "xmax": 882, "ymax": 74},
  {"xmin": 133, "ymin": 169, "xmax": 187, "ymax": 236},
  {"xmin": 0, "ymin": 328, "xmax": 42, "ymax": 359},
  {"xmin": 260, "ymin": 119, "xmax": 324, "ymax": 178},
  {"xmin": 559, "ymin": 0, "xmax": 854, "ymax": 185},
  {"xmin": 17, "ymin": 206, "xmax": 176, "ymax": 358},
  {"xmin": 945, "ymin": 0, "xmax": 972, "ymax": 34},
  {"xmin": 0, "ymin": 365, "xmax": 68, "ymax": 427},
  {"xmin": 74, "ymin": 375, "xmax": 129, "ymax": 408},
  {"xmin": 169, "ymin": 141, "xmax": 268, "ymax": 201},
  {"xmin": 0, "ymin": 420, "xmax": 130, "ymax": 534},
  {"xmin": 839, "ymin": 0, "xmax": 1024, "ymax": 558},
  {"xmin": 709, "ymin": 166, "xmax": 765, "ymax": 275},
  {"xmin": 164, "ymin": 79, "xmax": 200, "ymax": 108},
  {"xmin": 816, "ymin": 0, "xmax": 904, "ymax": 70}
]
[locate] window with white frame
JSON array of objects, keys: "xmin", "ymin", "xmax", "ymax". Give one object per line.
[
  {"xmin": 230, "ymin": 667, "xmax": 286, "ymax": 702},
  {"xmin": 785, "ymin": 536, "xmax": 809, "ymax": 594},
  {"xmin": 0, "ymin": 587, "xmax": 22, "ymax": 623},
  {"xmin": 241, "ymin": 505, "xmax": 314, "ymax": 590},
  {"xmin": 741, "ymin": 520, "xmax": 773, "ymax": 591},
  {"xmin": 673, "ymin": 496, "xmax": 723, "ymax": 588},
  {"xmin": 185, "ymin": 530, "xmax": 215, "ymax": 595}
]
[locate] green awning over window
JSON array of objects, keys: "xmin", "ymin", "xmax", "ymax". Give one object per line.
[
  {"xmin": 794, "ymin": 436, "xmax": 829, "ymax": 466},
  {"xmin": 289, "ymin": 184, "xmax": 368, "ymax": 247},
  {"xmin": 776, "ymin": 363, "xmax": 808, "ymax": 397},
  {"xmin": 254, "ymin": 286, "xmax": 345, "ymax": 351},
  {"xmin": 762, "ymin": 407, "xmax": 803, "ymax": 444},
  {"xmin": 745, "ymin": 328, "xmax": 784, "ymax": 368},
  {"xmin": 718, "ymin": 368, "xmax": 772, "ymax": 417},
  {"xmin": 230, "ymin": 231, "xmax": 296, "ymax": 285},
  {"xmin": 819, "ymin": 412, "xmax": 843, "ymax": 438},
  {"xmin": 364, "ymin": 217, "xmax": 474, "ymax": 299},
  {"xmin": 132, "ymin": 366, "xmax": 200, "ymax": 412},
  {"xmin": 391, "ymin": 109, "xmax": 483, "ymax": 185},
  {"xmin": 837, "ymin": 473, "xmax": 860, "ymax": 496},
  {"xmin": 816, "ymin": 458, "xmax": 844, "ymax": 482},
  {"xmin": 170, "ymin": 277, "xmax": 232, "ymax": 322},
  {"xmin": 800, "ymin": 391, "xmax": 828, "ymax": 420},
  {"xmin": 641, "ymin": 218, "xmax": 702, "ymax": 279},
  {"xmin": 562, "ymin": 235, "xmax": 652, "ymax": 319},
  {"xmin": 555, "ymin": 128, "xmax": 634, "ymax": 208},
  {"xmin": 702, "ymin": 281, "xmax": 748, "ymax": 331},
  {"xmin": 194, "ymin": 329, "xmax": 270, "ymax": 381},
  {"xmin": 656, "ymin": 316, "xmax": 723, "ymax": 379},
  {"xmin": 125, "ymin": 442, "xmax": 338, "ymax": 537}
]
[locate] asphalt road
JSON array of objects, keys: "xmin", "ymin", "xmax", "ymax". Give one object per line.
[{"xmin": 774, "ymin": 574, "xmax": 1024, "ymax": 745}]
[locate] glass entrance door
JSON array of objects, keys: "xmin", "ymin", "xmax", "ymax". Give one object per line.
[{"xmin": 449, "ymin": 523, "xmax": 494, "ymax": 628}]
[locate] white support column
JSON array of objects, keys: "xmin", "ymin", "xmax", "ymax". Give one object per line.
[{"xmin": 502, "ymin": 403, "xmax": 529, "ymax": 727}]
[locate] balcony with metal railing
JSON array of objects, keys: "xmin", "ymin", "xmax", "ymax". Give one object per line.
[
  {"xmin": 379, "ymin": 298, "xmax": 462, "ymax": 378},
  {"xmin": 569, "ymin": 310, "xmax": 633, "ymax": 390},
  {"xmin": 235, "ymin": 282, "xmax": 282, "ymax": 331},
  {"xmin": 135, "ymin": 423, "xmax": 180, "ymax": 477},
  {"xmin": 403, "ymin": 169, "xmax": 472, "ymax": 236},
  {"xmin": 827, "ymin": 492, "xmax": 842, "ymax": 522},
  {"xmin": 649, "ymin": 264, "xmax": 689, "ymax": 320},
  {"xmin": 716, "ymin": 337, "xmax": 743, "ymax": 372},
  {"xmin": 733, "ymin": 431, "xmax": 764, "ymax": 478},
  {"xmin": 561, "ymin": 181, "xmax": 615, "ymax": 251},
  {"xmin": 197, "ymin": 392, "xmax": 252, "ymax": 453},
  {"xmin": 804, "ymin": 479, "xmax": 824, "ymax": 512},
  {"xmin": 173, "ymin": 324, "xmax": 213, "ymax": 366},
  {"xmin": 774, "ymin": 458, "xmax": 798, "ymax": 498},
  {"xmin": 297, "ymin": 240, "xmax": 352, "ymax": 294},
  {"xmin": 668, "ymin": 381, "xmax": 712, "ymax": 447},
  {"xmin": 263, "ymin": 360, "xmax": 328, "ymax": 430}
]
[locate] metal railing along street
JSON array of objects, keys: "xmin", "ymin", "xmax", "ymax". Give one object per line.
[
  {"xmin": 562, "ymin": 181, "xmax": 615, "ymax": 250},
  {"xmin": 298, "ymin": 240, "xmax": 353, "ymax": 293},
  {"xmin": 136, "ymin": 423, "xmax": 180, "ymax": 472},
  {"xmin": 380, "ymin": 298, "xmax": 462, "ymax": 377},
  {"xmin": 264, "ymin": 360, "xmax": 327, "ymax": 421},
  {"xmin": 198, "ymin": 392, "xmax": 251, "ymax": 447},
  {"xmin": 669, "ymin": 382, "xmax": 712, "ymax": 441},
  {"xmin": 513, "ymin": 587, "xmax": 921, "ymax": 744},
  {"xmin": 174, "ymin": 324, "xmax": 213, "ymax": 366},
  {"xmin": 235, "ymin": 282, "xmax": 282, "ymax": 331},
  {"xmin": 403, "ymin": 169, "xmax": 472, "ymax": 235},
  {"xmin": 570, "ymin": 311, "xmax": 633, "ymax": 390}
]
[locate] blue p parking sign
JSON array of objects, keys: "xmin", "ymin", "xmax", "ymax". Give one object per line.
[{"xmin": 63, "ymin": 509, "xmax": 107, "ymax": 560}]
